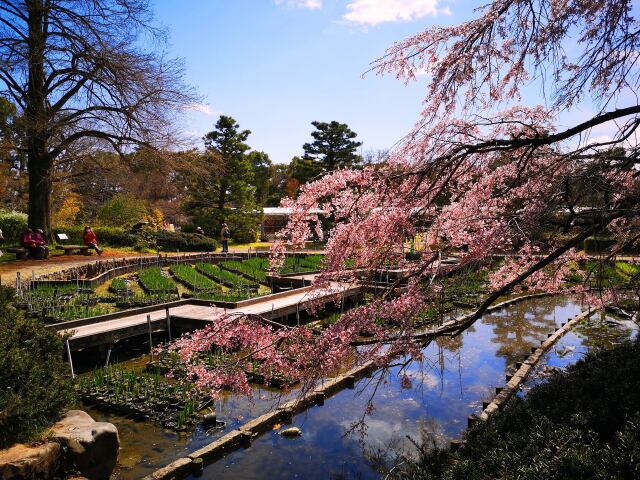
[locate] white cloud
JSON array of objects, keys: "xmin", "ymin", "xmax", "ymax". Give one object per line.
[
  {"xmin": 185, "ymin": 103, "xmax": 217, "ymax": 116},
  {"xmin": 275, "ymin": 0, "xmax": 322, "ymax": 9},
  {"xmin": 344, "ymin": 0, "xmax": 449, "ymax": 26}
]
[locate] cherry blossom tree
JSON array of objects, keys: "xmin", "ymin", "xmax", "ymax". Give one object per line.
[{"xmin": 173, "ymin": 0, "xmax": 640, "ymax": 399}]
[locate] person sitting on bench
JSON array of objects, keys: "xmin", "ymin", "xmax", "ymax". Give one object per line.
[
  {"xmin": 82, "ymin": 226, "xmax": 103, "ymax": 255},
  {"xmin": 33, "ymin": 228, "xmax": 50, "ymax": 259},
  {"xmin": 20, "ymin": 227, "xmax": 46, "ymax": 259}
]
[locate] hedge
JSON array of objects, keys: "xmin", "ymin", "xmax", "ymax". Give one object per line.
[
  {"xmin": 0, "ymin": 286, "xmax": 75, "ymax": 447},
  {"xmin": 0, "ymin": 210, "xmax": 28, "ymax": 243},
  {"xmin": 51, "ymin": 227, "xmax": 217, "ymax": 252}
]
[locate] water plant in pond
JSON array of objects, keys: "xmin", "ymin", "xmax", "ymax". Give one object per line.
[
  {"xmin": 76, "ymin": 365, "xmax": 209, "ymax": 431},
  {"xmin": 196, "ymin": 262, "xmax": 257, "ymax": 288},
  {"xmin": 108, "ymin": 277, "xmax": 129, "ymax": 294},
  {"xmin": 170, "ymin": 263, "xmax": 222, "ymax": 291},
  {"xmin": 280, "ymin": 254, "xmax": 324, "ymax": 274},
  {"xmin": 220, "ymin": 258, "xmax": 269, "ymax": 283},
  {"xmin": 193, "ymin": 289, "xmax": 256, "ymax": 302},
  {"xmin": 138, "ymin": 267, "xmax": 178, "ymax": 293}
]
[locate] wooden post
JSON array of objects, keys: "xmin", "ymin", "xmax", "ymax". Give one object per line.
[
  {"xmin": 66, "ymin": 339, "xmax": 75, "ymax": 379},
  {"xmin": 166, "ymin": 308, "xmax": 171, "ymax": 342},
  {"xmin": 105, "ymin": 344, "xmax": 113, "ymax": 370},
  {"xmin": 147, "ymin": 314, "xmax": 154, "ymax": 360}
]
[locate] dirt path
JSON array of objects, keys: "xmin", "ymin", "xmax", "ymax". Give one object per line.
[
  {"xmin": 0, "ymin": 251, "xmax": 159, "ymax": 284},
  {"xmin": 0, "ymin": 246, "xmax": 326, "ymax": 284}
]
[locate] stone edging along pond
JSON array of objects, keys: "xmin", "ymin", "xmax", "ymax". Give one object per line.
[
  {"xmin": 468, "ymin": 307, "xmax": 597, "ymax": 429},
  {"xmin": 141, "ymin": 292, "xmax": 565, "ymax": 480}
]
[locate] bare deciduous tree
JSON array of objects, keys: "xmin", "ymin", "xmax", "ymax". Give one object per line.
[{"xmin": 0, "ymin": 0, "xmax": 196, "ymax": 233}]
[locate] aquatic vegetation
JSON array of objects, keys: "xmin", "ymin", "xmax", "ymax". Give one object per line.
[
  {"xmin": 196, "ymin": 262, "xmax": 257, "ymax": 288},
  {"xmin": 108, "ymin": 277, "xmax": 129, "ymax": 294},
  {"xmin": 170, "ymin": 263, "xmax": 221, "ymax": 291},
  {"xmin": 76, "ymin": 365, "xmax": 211, "ymax": 431},
  {"xmin": 280, "ymin": 254, "xmax": 324, "ymax": 274},
  {"xmin": 138, "ymin": 267, "xmax": 178, "ymax": 293},
  {"xmin": 221, "ymin": 258, "xmax": 269, "ymax": 283}
]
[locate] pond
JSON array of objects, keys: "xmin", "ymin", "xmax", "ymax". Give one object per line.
[{"xmin": 87, "ymin": 295, "xmax": 637, "ymax": 479}]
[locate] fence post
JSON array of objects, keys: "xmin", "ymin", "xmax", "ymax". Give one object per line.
[
  {"xmin": 66, "ymin": 339, "xmax": 75, "ymax": 379},
  {"xmin": 166, "ymin": 308, "xmax": 171, "ymax": 342},
  {"xmin": 147, "ymin": 314, "xmax": 154, "ymax": 360},
  {"xmin": 104, "ymin": 344, "xmax": 113, "ymax": 370}
]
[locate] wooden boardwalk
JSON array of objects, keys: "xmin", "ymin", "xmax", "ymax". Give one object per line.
[{"xmin": 59, "ymin": 281, "xmax": 361, "ymax": 350}]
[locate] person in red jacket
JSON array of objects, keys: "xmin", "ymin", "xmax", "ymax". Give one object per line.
[
  {"xmin": 20, "ymin": 228, "xmax": 46, "ymax": 259},
  {"xmin": 83, "ymin": 226, "xmax": 103, "ymax": 255},
  {"xmin": 32, "ymin": 228, "xmax": 50, "ymax": 259}
]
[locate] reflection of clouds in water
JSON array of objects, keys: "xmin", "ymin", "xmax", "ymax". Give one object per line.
[{"xmin": 404, "ymin": 370, "xmax": 440, "ymax": 390}]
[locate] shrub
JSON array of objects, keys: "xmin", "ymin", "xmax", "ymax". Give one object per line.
[
  {"xmin": 0, "ymin": 209, "xmax": 28, "ymax": 243},
  {"xmin": 51, "ymin": 227, "xmax": 216, "ymax": 251},
  {"xmin": 226, "ymin": 211, "xmax": 261, "ymax": 244},
  {"xmin": 153, "ymin": 231, "xmax": 217, "ymax": 252},
  {"xmin": 96, "ymin": 194, "xmax": 147, "ymax": 228},
  {"xmin": 53, "ymin": 225, "xmax": 136, "ymax": 247},
  {"xmin": 0, "ymin": 286, "xmax": 75, "ymax": 448},
  {"xmin": 583, "ymin": 236, "xmax": 616, "ymax": 253}
]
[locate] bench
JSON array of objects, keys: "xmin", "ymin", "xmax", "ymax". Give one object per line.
[
  {"xmin": 6, "ymin": 247, "xmax": 28, "ymax": 260},
  {"xmin": 57, "ymin": 245, "xmax": 91, "ymax": 255}
]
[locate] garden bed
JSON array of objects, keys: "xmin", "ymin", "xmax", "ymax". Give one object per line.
[{"xmin": 76, "ymin": 365, "xmax": 221, "ymax": 432}]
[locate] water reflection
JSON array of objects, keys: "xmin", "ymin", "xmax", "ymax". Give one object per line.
[{"xmin": 98, "ymin": 296, "xmax": 634, "ymax": 479}]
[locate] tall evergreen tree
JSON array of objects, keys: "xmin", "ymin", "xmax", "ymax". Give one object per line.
[
  {"xmin": 183, "ymin": 116, "xmax": 260, "ymax": 243},
  {"xmin": 302, "ymin": 121, "xmax": 363, "ymax": 172},
  {"xmin": 246, "ymin": 151, "xmax": 272, "ymax": 206}
]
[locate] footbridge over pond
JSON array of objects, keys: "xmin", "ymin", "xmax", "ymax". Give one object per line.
[{"xmin": 51, "ymin": 279, "xmax": 362, "ymax": 352}]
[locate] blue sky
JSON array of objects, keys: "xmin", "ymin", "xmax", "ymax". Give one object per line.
[{"xmin": 153, "ymin": 0, "xmax": 465, "ymax": 163}]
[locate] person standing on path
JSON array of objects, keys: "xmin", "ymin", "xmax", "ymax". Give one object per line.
[{"xmin": 220, "ymin": 223, "xmax": 231, "ymax": 253}]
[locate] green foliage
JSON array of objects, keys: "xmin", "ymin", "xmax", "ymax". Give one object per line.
[
  {"xmin": 170, "ymin": 263, "xmax": 221, "ymax": 291},
  {"xmin": 138, "ymin": 267, "xmax": 177, "ymax": 293},
  {"xmin": 0, "ymin": 286, "xmax": 75, "ymax": 447},
  {"xmin": 583, "ymin": 235, "xmax": 616, "ymax": 253},
  {"xmin": 225, "ymin": 210, "xmax": 261, "ymax": 244},
  {"xmin": 154, "ymin": 231, "xmax": 217, "ymax": 252},
  {"xmin": 76, "ymin": 365, "xmax": 205, "ymax": 431},
  {"xmin": 247, "ymin": 151, "xmax": 273, "ymax": 205},
  {"xmin": 0, "ymin": 209, "xmax": 28, "ymax": 243},
  {"xmin": 96, "ymin": 193, "xmax": 148, "ymax": 228},
  {"xmin": 53, "ymin": 225, "xmax": 133, "ymax": 246},
  {"xmin": 387, "ymin": 339, "xmax": 640, "ymax": 480},
  {"xmin": 183, "ymin": 115, "xmax": 261, "ymax": 242},
  {"xmin": 196, "ymin": 262, "xmax": 257, "ymax": 287},
  {"xmin": 221, "ymin": 258, "xmax": 269, "ymax": 283},
  {"xmin": 567, "ymin": 260, "xmax": 640, "ymax": 288},
  {"xmin": 109, "ymin": 277, "xmax": 129, "ymax": 294},
  {"xmin": 288, "ymin": 155, "xmax": 323, "ymax": 186},
  {"xmin": 281, "ymin": 254, "xmax": 325, "ymax": 273},
  {"xmin": 302, "ymin": 120, "xmax": 363, "ymax": 171},
  {"xmin": 51, "ymin": 226, "xmax": 216, "ymax": 251}
]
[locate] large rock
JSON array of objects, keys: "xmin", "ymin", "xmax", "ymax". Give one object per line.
[
  {"xmin": 50, "ymin": 410, "xmax": 119, "ymax": 480},
  {"xmin": 0, "ymin": 442, "xmax": 61, "ymax": 480}
]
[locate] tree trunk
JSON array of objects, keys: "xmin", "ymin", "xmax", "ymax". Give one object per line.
[
  {"xmin": 26, "ymin": 0, "xmax": 53, "ymax": 238},
  {"xmin": 27, "ymin": 148, "xmax": 53, "ymax": 235}
]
